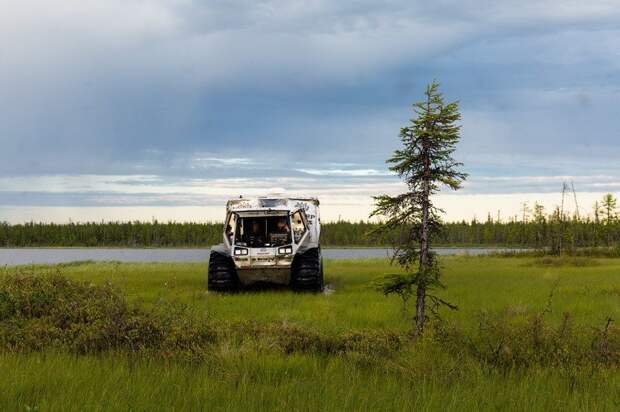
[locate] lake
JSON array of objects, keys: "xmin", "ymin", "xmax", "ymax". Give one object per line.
[{"xmin": 0, "ymin": 247, "xmax": 526, "ymax": 266}]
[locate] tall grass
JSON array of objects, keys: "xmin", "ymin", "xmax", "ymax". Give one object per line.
[
  {"xmin": 1, "ymin": 257, "xmax": 619, "ymax": 410},
  {"xmin": 2, "ymin": 352, "xmax": 619, "ymax": 411}
]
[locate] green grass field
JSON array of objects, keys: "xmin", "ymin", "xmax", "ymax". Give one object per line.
[{"xmin": 1, "ymin": 256, "xmax": 619, "ymax": 411}]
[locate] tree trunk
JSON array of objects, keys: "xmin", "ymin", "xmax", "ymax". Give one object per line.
[
  {"xmin": 416, "ymin": 173, "xmax": 430, "ymax": 336},
  {"xmin": 415, "ymin": 104, "xmax": 431, "ymax": 337},
  {"xmin": 414, "ymin": 282, "xmax": 426, "ymax": 336}
]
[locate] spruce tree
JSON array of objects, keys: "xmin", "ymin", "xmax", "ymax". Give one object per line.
[
  {"xmin": 371, "ymin": 80, "xmax": 466, "ymax": 336},
  {"xmin": 601, "ymin": 194, "xmax": 617, "ymax": 225}
]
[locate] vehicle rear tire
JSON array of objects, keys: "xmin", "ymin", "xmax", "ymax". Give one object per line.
[
  {"xmin": 291, "ymin": 247, "xmax": 324, "ymax": 292},
  {"xmin": 207, "ymin": 250, "xmax": 239, "ymax": 291}
]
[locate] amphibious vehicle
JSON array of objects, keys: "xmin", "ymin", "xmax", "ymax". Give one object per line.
[{"xmin": 208, "ymin": 196, "xmax": 323, "ymax": 291}]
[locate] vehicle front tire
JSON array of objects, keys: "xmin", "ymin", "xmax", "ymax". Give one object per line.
[
  {"xmin": 291, "ymin": 247, "xmax": 324, "ymax": 292},
  {"xmin": 207, "ymin": 250, "xmax": 239, "ymax": 292}
]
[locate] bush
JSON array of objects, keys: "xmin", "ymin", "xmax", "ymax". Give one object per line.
[
  {"xmin": 433, "ymin": 310, "xmax": 620, "ymax": 369},
  {"xmin": 0, "ymin": 273, "xmax": 215, "ymax": 354}
]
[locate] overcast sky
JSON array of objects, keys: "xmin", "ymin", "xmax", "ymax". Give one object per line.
[{"xmin": 1, "ymin": 0, "xmax": 619, "ymax": 222}]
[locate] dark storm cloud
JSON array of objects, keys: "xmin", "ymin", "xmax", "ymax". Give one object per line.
[{"xmin": 1, "ymin": 0, "xmax": 620, "ymax": 210}]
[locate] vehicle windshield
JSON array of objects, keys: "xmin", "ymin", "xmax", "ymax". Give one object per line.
[{"xmin": 234, "ymin": 215, "xmax": 291, "ymax": 247}]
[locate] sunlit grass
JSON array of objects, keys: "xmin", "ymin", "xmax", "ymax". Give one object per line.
[
  {"xmin": 1, "ymin": 351, "xmax": 619, "ymax": 412},
  {"xmin": 11, "ymin": 256, "xmax": 618, "ymax": 330},
  {"xmin": 1, "ymin": 256, "xmax": 619, "ymax": 411}
]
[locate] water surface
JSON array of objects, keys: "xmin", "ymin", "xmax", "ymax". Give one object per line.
[{"xmin": 0, "ymin": 247, "xmax": 524, "ymax": 267}]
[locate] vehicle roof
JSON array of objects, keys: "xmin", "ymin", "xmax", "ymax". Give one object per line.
[{"xmin": 226, "ymin": 196, "xmax": 319, "ymax": 213}]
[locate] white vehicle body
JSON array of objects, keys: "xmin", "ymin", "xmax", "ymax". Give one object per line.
[{"xmin": 208, "ymin": 196, "xmax": 323, "ymax": 290}]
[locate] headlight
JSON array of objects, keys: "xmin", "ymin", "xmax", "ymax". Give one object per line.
[
  {"xmin": 234, "ymin": 248, "xmax": 248, "ymax": 256},
  {"xmin": 278, "ymin": 246, "xmax": 293, "ymax": 255}
]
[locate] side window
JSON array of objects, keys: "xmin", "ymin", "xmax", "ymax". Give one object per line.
[
  {"xmin": 225, "ymin": 213, "xmax": 237, "ymax": 245},
  {"xmin": 291, "ymin": 211, "xmax": 307, "ymax": 244}
]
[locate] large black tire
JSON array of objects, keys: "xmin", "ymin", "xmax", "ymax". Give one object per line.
[
  {"xmin": 291, "ymin": 247, "xmax": 324, "ymax": 292},
  {"xmin": 208, "ymin": 250, "xmax": 239, "ymax": 291}
]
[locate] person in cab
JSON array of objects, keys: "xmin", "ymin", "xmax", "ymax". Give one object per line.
[{"xmin": 246, "ymin": 220, "xmax": 265, "ymax": 247}]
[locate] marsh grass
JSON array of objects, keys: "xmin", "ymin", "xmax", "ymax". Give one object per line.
[
  {"xmin": 527, "ymin": 256, "xmax": 601, "ymax": 267},
  {"xmin": 492, "ymin": 246, "xmax": 620, "ymax": 259},
  {"xmin": 1, "ymin": 257, "xmax": 620, "ymax": 410}
]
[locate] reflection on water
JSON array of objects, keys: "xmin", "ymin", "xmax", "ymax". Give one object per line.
[{"xmin": 0, "ymin": 247, "xmax": 527, "ymax": 267}]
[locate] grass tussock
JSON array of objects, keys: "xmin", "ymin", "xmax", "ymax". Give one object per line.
[
  {"xmin": 493, "ymin": 246, "xmax": 620, "ymax": 259},
  {"xmin": 527, "ymin": 256, "xmax": 600, "ymax": 267},
  {"xmin": 225, "ymin": 321, "xmax": 405, "ymax": 357}
]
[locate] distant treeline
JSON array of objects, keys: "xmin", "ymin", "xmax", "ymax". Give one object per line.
[
  {"xmin": 1, "ymin": 216, "xmax": 620, "ymax": 248},
  {"xmin": 0, "ymin": 221, "xmax": 381, "ymax": 248}
]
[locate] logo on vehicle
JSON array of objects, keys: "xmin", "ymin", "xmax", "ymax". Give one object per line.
[
  {"xmin": 235, "ymin": 201, "xmax": 251, "ymax": 209},
  {"xmin": 294, "ymin": 201, "xmax": 310, "ymax": 212}
]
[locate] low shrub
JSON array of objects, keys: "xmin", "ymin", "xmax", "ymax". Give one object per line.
[
  {"xmin": 527, "ymin": 256, "xmax": 600, "ymax": 267},
  {"xmin": 226, "ymin": 322, "xmax": 405, "ymax": 356},
  {"xmin": 490, "ymin": 246, "xmax": 620, "ymax": 258},
  {"xmin": 0, "ymin": 273, "xmax": 215, "ymax": 354},
  {"xmin": 433, "ymin": 310, "xmax": 619, "ymax": 369}
]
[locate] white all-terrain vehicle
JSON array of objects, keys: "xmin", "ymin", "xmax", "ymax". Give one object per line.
[{"xmin": 208, "ymin": 196, "xmax": 324, "ymax": 292}]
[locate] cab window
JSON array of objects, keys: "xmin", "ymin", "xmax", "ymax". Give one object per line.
[
  {"xmin": 225, "ymin": 213, "xmax": 237, "ymax": 245},
  {"xmin": 291, "ymin": 211, "xmax": 307, "ymax": 243},
  {"xmin": 234, "ymin": 216, "xmax": 291, "ymax": 247}
]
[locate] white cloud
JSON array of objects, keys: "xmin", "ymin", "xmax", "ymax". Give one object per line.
[
  {"xmin": 2, "ymin": 172, "xmax": 620, "ymax": 223},
  {"xmin": 296, "ymin": 168, "xmax": 392, "ymax": 177},
  {"xmin": 189, "ymin": 156, "xmax": 255, "ymax": 169},
  {"xmin": 2, "ymin": 191, "xmax": 617, "ymax": 224}
]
